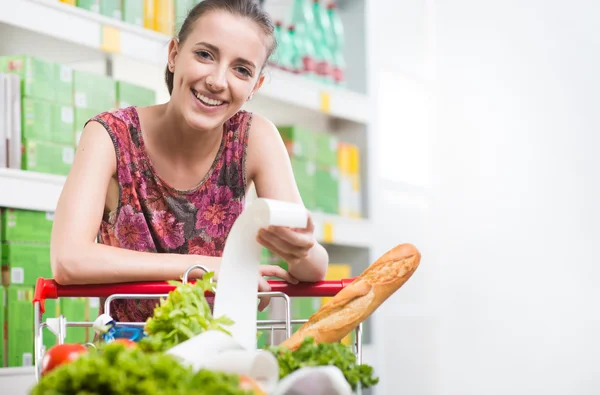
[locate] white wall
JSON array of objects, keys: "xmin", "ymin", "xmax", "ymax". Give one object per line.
[{"xmin": 367, "ymin": 0, "xmax": 600, "ymax": 394}]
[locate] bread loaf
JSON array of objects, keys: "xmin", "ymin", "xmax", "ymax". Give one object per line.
[{"xmin": 279, "ymin": 243, "xmax": 421, "ymax": 350}]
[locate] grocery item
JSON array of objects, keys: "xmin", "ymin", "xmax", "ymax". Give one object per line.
[
  {"xmin": 40, "ymin": 343, "xmax": 88, "ymax": 376},
  {"xmin": 279, "ymin": 243, "xmax": 421, "ymax": 350}
]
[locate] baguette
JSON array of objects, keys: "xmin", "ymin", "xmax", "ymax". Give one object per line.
[{"xmin": 279, "ymin": 243, "xmax": 421, "ymax": 350}]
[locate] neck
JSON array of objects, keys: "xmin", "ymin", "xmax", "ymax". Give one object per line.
[{"xmin": 152, "ymin": 102, "xmax": 223, "ymax": 162}]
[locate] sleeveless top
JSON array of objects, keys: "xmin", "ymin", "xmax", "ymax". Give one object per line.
[{"xmin": 88, "ymin": 106, "xmax": 252, "ymax": 323}]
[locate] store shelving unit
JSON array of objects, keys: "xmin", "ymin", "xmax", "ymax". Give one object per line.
[{"xmin": 0, "ymin": 0, "xmax": 376, "ymax": 391}]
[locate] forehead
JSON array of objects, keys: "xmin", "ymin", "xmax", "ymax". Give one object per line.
[{"xmin": 186, "ymin": 10, "xmax": 269, "ymax": 64}]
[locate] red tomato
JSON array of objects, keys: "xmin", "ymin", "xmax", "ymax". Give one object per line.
[
  {"xmin": 113, "ymin": 338, "xmax": 136, "ymax": 348},
  {"xmin": 41, "ymin": 344, "xmax": 88, "ymax": 376}
]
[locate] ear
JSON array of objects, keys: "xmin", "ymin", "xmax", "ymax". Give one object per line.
[
  {"xmin": 167, "ymin": 38, "xmax": 180, "ymax": 72},
  {"xmin": 249, "ymin": 73, "xmax": 266, "ymax": 99}
]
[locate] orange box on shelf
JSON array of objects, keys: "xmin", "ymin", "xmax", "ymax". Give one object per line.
[
  {"xmin": 60, "ymin": 0, "xmax": 76, "ymax": 5},
  {"xmin": 143, "ymin": 0, "xmax": 156, "ymax": 30},
  {"xmin": 155, "ymin": 0, "xmax": 175, "ymax": 36}
]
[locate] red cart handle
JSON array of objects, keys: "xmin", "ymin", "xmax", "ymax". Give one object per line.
[{"xmin": 33, "ymin": 277, "xmax": 357, "ymax": 313}]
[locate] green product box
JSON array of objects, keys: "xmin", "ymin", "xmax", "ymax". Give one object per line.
[
  {"xmin": 0, "ymin": 287, "xmax": 5, "ymax": 367},
  {"xmin": 7, "ymin": 286, "xmax": 34, "ymax": 367},
  {"xmin": 22, "ymin": 97, "xmax": 53, "ymax": 142},
  {"xmin": 76, "ymin": 0, "xmax": 100, "ymax": 13},
  {"xmin": 75, "ymin": 107, "xmax": 103, "ymax": 145},
  {"xmin": 52, "ymin": 104, "xmax": 75, "ymax": 145},
  {"xmin": 54, "ymin": 63, "xmax": 74, "ymax": 106},
  {"xmin": 0, "ymin": 55, "xmax": 54, "ymax": 102},
  {"xmin": 123, "ymin": 0, "xmax": 144, "ymax": 27},
  {"xmin": 315, "ymin": 166, "xmax": 339, "ymax": 214},
  {"xmin": 101, "ymin": 0, "xmax": 123, "ymax": 19},
  {"xmin": 42, "ymin": 298, "xmax": 59, "ymax": 350},
  {"xmin": 278, "ymin": 125, "xmax": 316, "ymax": 160},
  {"xmin": 73, "ymin": 70, "xmax": 116, "ymax": 111},
  {"xmin": 60, "ymin": 298, "xmax": 87, "ymax": 344},
  {"xmin": 22, "ymin": 139, "xmax": 75, "ymax": 176},
  {"xmin": 1, "ymin": 209, "xmax": 54, "ymax": 243},
  {"xmin": 87, "ymin": 298, "xmax": 100, "ymax": 342},
  {"xmin": 290, "ymin": 157, "xmax": 316, "ymax": 210},
  {"xmin": 315, "ymin": 132, "xmax": 339, "ymax": 167},
  {"xmin": 116, "ymin": 80, "xmax": 156, "ymax": 108},
  {"xmin": 291, "ymin": 297, "xmax": 320, "ymax": 333},
  {"xmin": 2, "ymin": 244, "xmax": 52, "ymax": 287}
]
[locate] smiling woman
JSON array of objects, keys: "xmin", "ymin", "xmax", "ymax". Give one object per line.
[{"xmin": 49, "ymin": 0, "xmax": 329, "ymax": 323}]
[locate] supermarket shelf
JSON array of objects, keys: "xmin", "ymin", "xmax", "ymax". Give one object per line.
[
  {"xmin": 0, "ymin": 169, "xmax": 372, "ymax": 248},
  {"xmin": 0, "ymin": 0, "xmax": 369, "ymax": 124},
  {"xmin": 0, "ymin": 366, "xmax": 35, "ymax": 395},
  {"xmin": 0, "ymin": 168, "xmax": 64, "ymax": 213}
]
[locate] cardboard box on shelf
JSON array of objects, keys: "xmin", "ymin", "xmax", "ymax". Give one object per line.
[
  {"xmin": 73, "ymin": 70, "xmax": 116, "ymax": 111},
  {"xmin": 52, "ymin": 104, "xmax": 75, "ymax": 145},
  {"xmin": 2, "ymin": 243, "xmax": 52, "ymax": 287},
  {"xmin": 278, "ymin": 125, "xmax": 316, "ymax": 160},
  {"xmin": 76, "ymin": 0, "xmax": 100, "ymax": 13},
  {"xmin": 100, "ymin": 0, "xmax": 123, "ymax": 20},
  {"xmin": 60, "ymin": 298, "xmax": 87, "ymax": 344},
  {"xmin": 0, "ymin": 55, "xmax": 54, "ymax": 102},
  {"xmin": 314, "ymin": 166, "xmax": 339, "ymax": 215},
  {"xmin": 290, "ymin": 156, "xmax": 316, "ymax": 210},
  {"xmin": 6, "ymin": 286, "xmax": 34, "ymax": 367},
  {"xmin": 53, "ymin": 63, "xmax": 74, "ymax": 106},
  {"xmin": 348, "ymin": 144, "xmax": 362, "ymax": 218},
  {"xmin": 116, "ymin": 80, "xmax": 156, "ymax": 108},
  {"xmin": 143, "ymin": 0, "xmax": 156, "ymax": 30},
  {"xmin": 1, "ymin": 209, "xmax": 54, "ymax": 243},
  {"xmin": 155, "ymin": 0, "xmax": 176, "ymax": 36},
  {"xmin": 123, "ymin": 0, "xmax": 144, "ymax": 27},
  {"xmin": 42, "ymin": 298, "xmax": 59, "ymax": 351},
  {"xmin": 21, "ymin": 97, "xmax": 53, "ymax": 142},
  {"xmin": 22, "ymin": 139, "xmax": 75, "ymax": 176},
  {"xmin": 315, "ymin": 132, "xmax": 339, "ymax": 167},
  {"xmin": 0, "ymin": 287, "xmax": 5, "ymax": 367}
]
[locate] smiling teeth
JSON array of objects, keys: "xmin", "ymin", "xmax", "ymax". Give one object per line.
[{"xmin": 194, "ymin": 91, "xmax": 223, "ymax": 106}]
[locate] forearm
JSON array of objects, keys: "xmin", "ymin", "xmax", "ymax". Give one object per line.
[
  {"xmin": 52, "ymin": 242, "xmax": 220, "ymax": 285},
  {"xmin": 287, "ymin": 242, "xmax": 328, "ymax": 282}
]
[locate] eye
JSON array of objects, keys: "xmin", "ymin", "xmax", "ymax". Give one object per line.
[
  {"xmin": 195, "ymin": 50, "xmax": 213, "ymax": 60},
  {"xmin": 235, "ymin": 67, "xmax": 252, "ymax": 77}
]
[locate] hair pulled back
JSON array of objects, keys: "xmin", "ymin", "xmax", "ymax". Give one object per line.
[{"xmin": 165, "ymin": 0, "xmax": 276, "ymax": 95}]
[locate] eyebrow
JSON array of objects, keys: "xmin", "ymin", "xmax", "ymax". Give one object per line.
[{"xmin": 195, "ymin": 41, "xmax": 256, "ymax": 69}]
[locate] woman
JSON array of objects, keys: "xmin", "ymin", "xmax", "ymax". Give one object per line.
[{"xmin": 50, "ymin": 0, "xmax": 329, "ymax": 321}]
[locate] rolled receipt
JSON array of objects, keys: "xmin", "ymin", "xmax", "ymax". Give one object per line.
[
  {"xmin": 213, "ymin": 198, "xmax": 308, "ymax": 351},
  {"xmin": 166, "ymin": 330, "xmax": 280, "ymax": 393}
]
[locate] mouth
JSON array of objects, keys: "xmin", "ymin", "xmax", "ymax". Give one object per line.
[{"xmin": 191, "ymin": 88, "xmax": 226, "ymax": 107}]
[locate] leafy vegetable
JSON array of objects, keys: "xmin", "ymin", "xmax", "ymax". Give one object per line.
[
  {"xmin": 31, "ymin": 342, "xmax": 252, "ymax": 395},
  {"xmin": 139, "ymin": 272, "xmax": 234, "ymax": 352},
  {"xmin": 266, "ymin": 337, "xmax": 379, "ymax": 390}
]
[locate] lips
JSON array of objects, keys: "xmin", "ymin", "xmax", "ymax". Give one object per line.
[{"xmin": 191, "ymin": 88, "xmax": 226, "ymax": 107}]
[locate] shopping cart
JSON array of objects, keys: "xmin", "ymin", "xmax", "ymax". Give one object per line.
[{"xmin": 31, "ymin": 266, "xmax": 364, "ymax": 384}]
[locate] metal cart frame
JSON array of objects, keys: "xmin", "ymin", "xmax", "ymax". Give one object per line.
[{"xmin": 32, "ymin": 270, "xmax": 363, "ymax": 383}]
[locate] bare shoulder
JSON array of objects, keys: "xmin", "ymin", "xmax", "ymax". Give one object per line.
[{"xmin": 246, "ymin": 112, "xmax": 288, "ymax": 179}]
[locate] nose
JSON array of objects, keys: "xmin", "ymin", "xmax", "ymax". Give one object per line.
[{"xmin": 205, "ymin": 66, "xmax": 227, "ymax": 92}]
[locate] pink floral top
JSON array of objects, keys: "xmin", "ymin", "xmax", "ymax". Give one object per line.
[{"xmin": 88, "ymin": 106, "xmax": 252, "ymax": 323}]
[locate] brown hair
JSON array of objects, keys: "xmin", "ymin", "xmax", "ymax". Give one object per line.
[{"xmin": 165, "ymin": 0, "xmax": 277, "ymax": 95}]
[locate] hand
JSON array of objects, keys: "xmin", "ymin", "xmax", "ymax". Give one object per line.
[
  {"xmin": 256, "ymin": 213, "xmax": 316, "ymax": 267},
  {"xmin": 257, "ymin": 264, "xmax": 298, "ymax": 311}
]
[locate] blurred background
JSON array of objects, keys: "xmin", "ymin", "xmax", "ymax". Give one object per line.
[{"xmin": 1, "ymin": 0, "xmax": 599, "ymax": 394}]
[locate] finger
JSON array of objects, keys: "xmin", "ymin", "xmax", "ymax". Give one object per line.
[
  {"xmin": 266, "ymin": 227, "xmax": 314, "ymax": 250},
  {"xmin": 257, "ymin": 277, "xmax": 271, "ymax": 311},
  {"xmin": 260, "ymin": 265, "xmax": 299, "ymax": 284},
  {"xmin": 258, "ymin": 230, "xmax": 309, "ymax": 260}
]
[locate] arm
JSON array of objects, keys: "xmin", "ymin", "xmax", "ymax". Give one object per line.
[
  {"xmin": 50, "ymin": 121, "xmax": 219, "ymax": 285},
  {"xmin": 246, "ymin": 114, "xmax": 328, "ymax": 282}
]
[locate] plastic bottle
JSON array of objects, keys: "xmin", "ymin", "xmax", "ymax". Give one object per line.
[
  {"xmin": 312, "ymin": 0, "xmax": 334, "ymax": 84},
  {"xmin": 327, "ymin": 2, "xmax": 346, "ymax": 86},
  {"xmin": 287, "ymin": 25, "xmax": 304, "ymax": 74},
  {"xmin": 289, "ymin": 0, "xmax": 317, "ymax": 78}
]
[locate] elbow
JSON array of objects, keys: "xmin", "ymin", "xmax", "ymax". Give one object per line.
[{"xmin": 51, "ymin": 251, "xmax": 80, "ymax": 285}]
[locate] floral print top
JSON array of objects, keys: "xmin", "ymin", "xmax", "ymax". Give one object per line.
[{"xmin": 88, "ymin": 106, "xmax": 252, "ymax": 323}]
